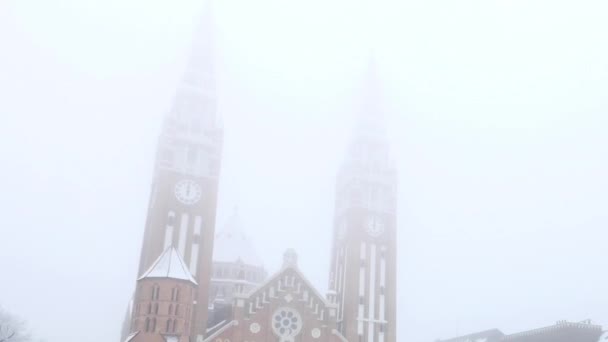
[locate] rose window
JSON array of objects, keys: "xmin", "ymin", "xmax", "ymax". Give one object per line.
[{"xmin": 272, "ymin": 307, "xmax": 302, "ymax": 340}]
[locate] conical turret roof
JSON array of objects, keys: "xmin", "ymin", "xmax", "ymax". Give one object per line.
[{"xmin": 138, "ymin": 247, "xmax": 198, "ymax": 285}]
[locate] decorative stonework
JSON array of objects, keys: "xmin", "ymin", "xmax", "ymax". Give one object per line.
[
  {"xmin": 272, "ymin": 307, "xmax": 302, "ymax": 341},
  {"xmin": 249, "ymin": 322, "xmax": 261, "ymax": 334},
  {"xmin": 283, "ymin": 294, "xmax": 293, "ymax": 303},
  {"xmin": 311, "ymin": 328, "xmax": 321, "ymax": 339}
]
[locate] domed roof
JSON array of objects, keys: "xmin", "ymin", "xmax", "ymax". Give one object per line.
[{"xmin": 213, "ymin": 210, "xmax": 263, "ymax": 268}]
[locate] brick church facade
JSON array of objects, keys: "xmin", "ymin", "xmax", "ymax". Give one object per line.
[
  {"xmin": 204, "ymin": 250, "xmax": 347, "ymax": 342},
  {"xmin": 121, "ymin": 0, "xmax": 398, "ymax": 341}
]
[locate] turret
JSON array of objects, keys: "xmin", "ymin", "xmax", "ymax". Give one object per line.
[{"xmin": 129, "ymin": 247, "xmax": 198, "ymax": 342}]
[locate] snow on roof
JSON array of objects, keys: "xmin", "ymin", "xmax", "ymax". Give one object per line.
[
  {"xmin": 213, "ymin": 210, "xmax": 263, "ymax": 267},
  {"xmin": 123, "ymin": 331, "xmax": 139, "ymax": 342},
  {"xmin": 244, "ymin": 249, "xmax": 332, "ymax": 308},
  {"xmin": 164, "ymin": 336, "xmax": 179, "ymax": 342},
  {"xmin": 138, "ymin": 247, "xmax": 198, "ymax": 285},
  {"xmin": 202, "ymin": 320, "xmax": 238, "ymax": 342}
]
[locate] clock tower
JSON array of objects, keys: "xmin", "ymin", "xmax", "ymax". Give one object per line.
[
  {"xmin": 327, "ymin": 60, "xmax": 397, "ymax": 342},
  {"xmin": 136, "ymin": 2, "xmax": 222, "ymax": 339}
]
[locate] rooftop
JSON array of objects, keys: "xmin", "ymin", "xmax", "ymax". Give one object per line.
[{"xmin": 138, "ymin": 247, "xmax": 198, "ymax": 285}]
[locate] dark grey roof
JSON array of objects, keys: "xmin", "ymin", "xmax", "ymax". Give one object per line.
[
  {"xmin": 438, "ymin": 329, "xmax": 505, "ymax": 342},
  {"xmin": 502, "ymin": 321, "xmax": 603, "ymax": 342}
]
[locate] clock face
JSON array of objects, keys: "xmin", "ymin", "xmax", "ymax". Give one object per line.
[
  {"xmin": 366, "ymin": 216, "xmax": 385, "ymax": 237},
  {"xmin": 174, "ymin": 180, "xmax": 202, "ymax": 205}
]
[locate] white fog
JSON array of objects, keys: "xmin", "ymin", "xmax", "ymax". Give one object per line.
[{"xmin": 1, "ymin": 0, "xmax": 607, "ymax": 342}]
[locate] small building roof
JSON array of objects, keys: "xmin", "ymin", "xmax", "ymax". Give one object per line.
[
  {"xmin": 438, "ymin": 329, "xmax": 504, "ymax": 342},
  {"xmin": 138, "ymin": 247, "xmax": 198, "ymax": 285}
]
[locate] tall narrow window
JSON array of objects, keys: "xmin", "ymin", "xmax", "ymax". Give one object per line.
[
  {"xmin": 175, "ymin": 304, "xmax": 180, "ymax": 316},
  {"xmin": 166, "ymin": 319, "xmax": 171, "ymax": 333},
  {"xmin": 168, "ymin": 304, "xmax": 173, "ymax": 315},
  {"xmin": 152, "ymin": 284, "xmax": 160, "ymax": 300},
  {"xmin": 151, "ymin": 318, "xmax": 156, "ymax": 332},
  {"xmin": 154, "ymin": 303, "xmax": 159, "ymax": 314},
  {"xmin": 167, "ymin": 211, "xmax": 176, "ymax": 225},
  {"xmin": 145, "ymin": 318, "xmax": 150, "ymax": 332}
]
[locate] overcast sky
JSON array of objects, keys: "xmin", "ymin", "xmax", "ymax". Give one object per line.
[{"xmin": 1, "ymin": 0, "xmax": 608, "ymax": 341}]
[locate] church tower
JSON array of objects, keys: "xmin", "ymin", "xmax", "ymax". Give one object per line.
[
  {"xmin": 136, "ymin": 1, "xmax": 222, "ymax": 339},
  {"xmin": 327, "ymin": 60, "xmax": 398, "ymax": 342}
]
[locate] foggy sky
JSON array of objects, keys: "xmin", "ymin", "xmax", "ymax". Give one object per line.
[{"xmin": 1, "ymin": 0, "xmax": 607, "ymax": 342}]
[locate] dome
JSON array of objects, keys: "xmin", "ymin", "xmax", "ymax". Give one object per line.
[{"xmin": 213, "ymin": 210, "xmax": 263, "ymax": 268}]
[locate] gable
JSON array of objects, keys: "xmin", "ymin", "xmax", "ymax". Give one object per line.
[{"xmin": 241, "ymin": 266, "xmax": 336, "ymax": 323}]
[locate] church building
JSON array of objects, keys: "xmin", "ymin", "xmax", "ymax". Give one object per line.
[
  {"xmin": 327, "ymin": 60, "xmax": 397, "ymax": 342},
  {"xmin": 204, "ymin": 250, "xmax": 347, "ymax": 342},
  {"xmin": 125, "ymin": 1, "xmax": 224, "ymax": 340},
  {"xmin": 121, "ymin": 1, "xmax": 398, "ymax": 341},
  {"xmin": 207, "ymin": 210, "xmax": 267, "ymax": 329}
]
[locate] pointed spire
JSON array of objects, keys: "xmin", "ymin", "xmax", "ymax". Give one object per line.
[
  {"xmin": 358, "ymin": 53, "xmax": 383, "ymax": 122},
  {"xmin": 138, "ymin": 247, "xmax": 198, "ymax": 285},
  {"xmin": 163, "ymin": 0, "xmax": 222, "ymax": 135},
  {"xmin": 351, "ymin": 52, "xmax": 387, "ymax": 144},
  {"xmin": 181, "ymin": 0, "xmax": 218, "ymax": 92}
]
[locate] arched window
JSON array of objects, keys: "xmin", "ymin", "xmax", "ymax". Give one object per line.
[
  {"xmin": 166, "ymin": 319, "xmax": 171, "ymax": 332},
  {"xmin": 168, "ymin": 304, "xmax": 173, "ymax": 315},
  {"xmin": 154, "ymin": 303, "xmax": 159, "ymax": 314},
  {"xmin": 171, "ymin": 287, "xmax": 179, "ymax": 301},
  {"xmin": 151, "ymin": 284, "xmax": 160, "ymax": 300},
  {"xmin": 151, "ymin": 318, "xmax": 156, "ymax": 332},
  {"xmin": 145, "ymin": 318, "xmax": 150, "ymax": 332},
  {"xmin": 172, "ymin": 319, "xmax": 178, "ymax": 333},
  {"xmin": 175, "ymin": 304, "xmax": 180, "ymax": 316},
  {"xmin": 168, "ymin": 211, "xmax": 175, "ymax": 225}
]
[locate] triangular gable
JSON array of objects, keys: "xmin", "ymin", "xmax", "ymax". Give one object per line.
[
  {"xmin": 240, "ymin": 264, "xmax": 336, "ymax": 322},
  {"xmin": 248, "ymin": 265, "xmax": 331, "ymax": 307}
]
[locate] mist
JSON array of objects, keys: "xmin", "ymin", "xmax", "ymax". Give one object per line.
[{"xmin": 1, "ymin": 0, "xmax": 607, "ymax": 341}]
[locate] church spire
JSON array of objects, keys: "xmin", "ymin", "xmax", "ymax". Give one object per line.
[
  {"xmin": 182, "ymin": 0, "xmax": 218, "ymax": 93},
  {"xmin": 134, "ymin": 0, "xmax": 225, "ymax": 339},
  {"xmin": 352, "ymin": 53, "xmax": 387, "ymax": 144},
  {"xmin": 344, "ymin": 55, "xmax": 391, "ymax": 171},
  {"xmin": 328, "ymin": 50, "xmax": 398, "ymax": 342},
  {"xmin": 165, "ymin": 0, "xmax": 221, "ymax": 134}
]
